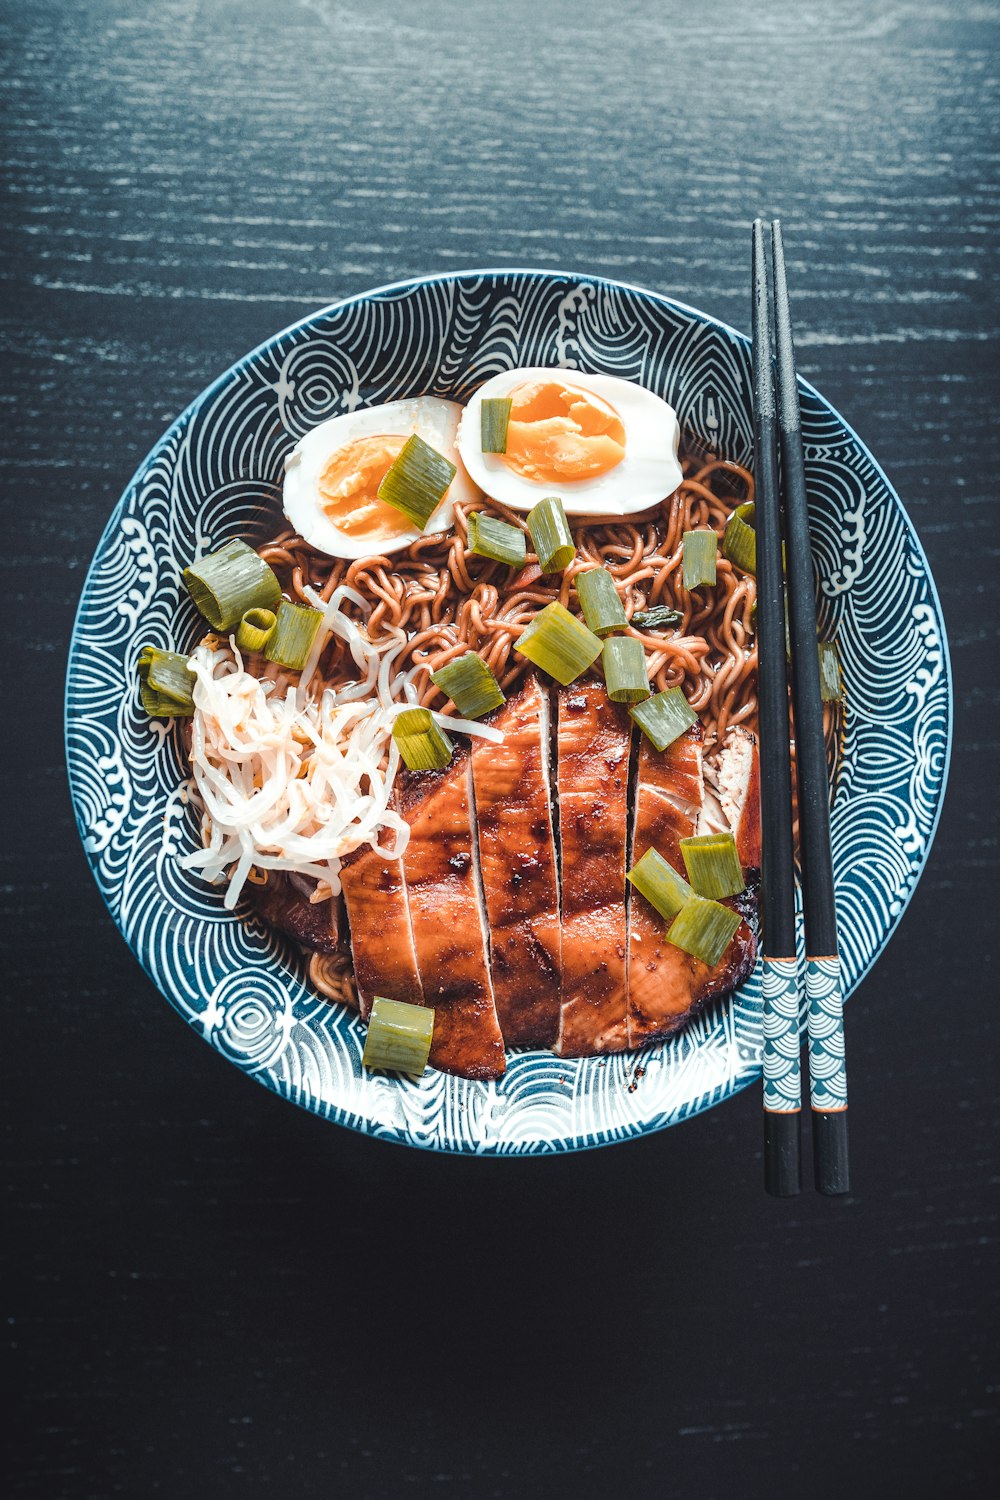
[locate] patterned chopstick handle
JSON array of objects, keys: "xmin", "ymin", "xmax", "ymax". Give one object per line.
[
  {"xmin": 762, "ymin": 956, "xmax": 802, "ymax": 1113},
  {"xmin": 805, "ymin": 956, "xmax": 847, "ymax": 1113}
]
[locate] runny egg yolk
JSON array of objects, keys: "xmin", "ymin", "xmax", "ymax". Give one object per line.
[
  {"xmin": 318, "ymin": 434, "xmax": 412, "ymax": 536},
  {"xmin": 501, "ymin": 380, "xmax": 627, "ymax": 483}
]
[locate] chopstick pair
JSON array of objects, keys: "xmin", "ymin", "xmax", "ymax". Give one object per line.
[{"xmin": 751, "ymin": 220, "xmax": 850, "ymax": 1198}]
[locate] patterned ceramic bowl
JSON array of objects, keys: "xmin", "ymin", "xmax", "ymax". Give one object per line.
[{"xmin": 65, "ymin": 270, "xmax": 951, "ymax": 1154}]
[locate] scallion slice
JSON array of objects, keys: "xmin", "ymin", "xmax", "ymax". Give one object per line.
[
  {"xmin": 362, "ymin": 996, "xmax": 435, "ymax": 1077},
  {"xmin": 576, "ymin": 566, "xmax": 628, "ymax": 637},
  {"xmin": 467, "ymin": 511, "xmax": 526, "ymax": 568},
  {"xmin": 480, "ymin": 396, "xmax": 513, "ymax": 454},
  {"xmin": 235, "ymin": 606, "xmax": 277, "ymax": 655},
  {"xmin": 722, "ymin": 500, "xmax": 756, "ymax": 575},
  {"xmin": 667, "ymin": 896, "xmax": 741, "ymax": 966},
  {"xmin": 513, "ymin": 601, "xmax": 603, "ymax": 685},
  {"xmin": 137, "ymin": 646, "xmax": 196, "ymax": 718},
  {"xmin": 630, "ymin": 605, "xmax": 682, "ymax": 632},
  {"xmin": 680, "ymin": 832, "xmax": 745, "ymax": 899},
  {"xmin": 602, "ymin": 635, "xmax": 649, "ymax": 703},
  {"xmin": 431, "ymin": 652, "xmax": 505, "ymax": 718},
  {"xmin": 819, "ymin": 641, "xmax": 843, "ymax": 702},
  {"xmin": 627, "ymin": 846, "xmax": 692, "ymax": 922},
  {"xmin": 183, "ymin": 539, "xmax": 282, "ymax": 633},
  {"xmin": 395, "ymin": 707, "xmax": 435, "ymax": 734},
  {"xmin": 527, "ymin": 495, "xmax": 575, "ymax": 573},
  {"xmin": 682, "ymin": 529, "xmax": 718, "ymax": 590},
  {"xmin": 392, "ymin": 707, "xmax": 454, "ymax": 771},
  {"xmin": 263, "ymin": 600, "xmax": 323, "ymax": 670},
  {"xmin": 628, "ymin": 685, "xmax": 697, "ymax": 750},
  {"xmin": 377, "ymin": 433, "xmax": 456, "ymax": 531}
]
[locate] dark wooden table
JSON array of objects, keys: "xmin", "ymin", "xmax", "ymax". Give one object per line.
[{"xmin": 5, "ymin": 1, "xmax": 998, "ymax": 1495}]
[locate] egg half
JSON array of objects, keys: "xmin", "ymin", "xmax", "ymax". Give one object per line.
[
  {"xmin": 456, "ymin": 367, "xmax": 683, "ymax": 516},
  {"xmin": 283, "ymin": 397, "xmax": 479, "ymax": 559}
]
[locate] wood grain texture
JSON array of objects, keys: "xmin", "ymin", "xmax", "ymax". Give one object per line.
[{"xmin": 3, "ymin": 0, "xmax": 998, "ymax": 1495}]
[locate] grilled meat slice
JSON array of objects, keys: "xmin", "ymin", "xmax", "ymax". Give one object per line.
[
  {"xmin": 635, "ymin": 724, "xmax": 704, "ymax": 855},
  {"xmin": 471, "ymin": 677, "xmax": 562, "ymax": 1047},
  {"xmin": 400, "ymin": 748, "xmax": 506, "ymax": 1080},
  {"xmin": 555, "ymin": 682, "xmax": 631, "ymax": 1056},
  {"xmin": 699, "ymin": 726, "xmax": 762, "ymax": 868},
  {"xmin": 246, "ymin": 870, "xmax": 343, "ymax": 954},
  {"xmin": 627, "ymin": 725, "xmax": 758, "ymax": 1047},
  {"xmin": 627, "ymin": 887, "xmax": 758, "ymax": 1046},
  {"xmin": 340, "ymin": 839, "xmax": 423, "ymax": 1022}
]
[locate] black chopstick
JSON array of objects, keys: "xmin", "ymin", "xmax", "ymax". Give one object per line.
[
  {"xmin": 751, "ymin": 221, "xmax": 802, "ymax": 1197},
  {"xmin": 770, "ymin": 221, "xmax": 850, "ymax": 1196}
]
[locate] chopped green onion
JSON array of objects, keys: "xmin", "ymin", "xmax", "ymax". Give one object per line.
[
  {"xmin": 629, "ymin": 685, "xmax": 697, "ymax": 750},
  {"xmin": 680, "ymin": 832, "xmax": 746, "ymax": 899},
  {"xmin": 395, "ymin": 707, "xmax": 434, "ymax": 734},
  {"xmin": 263, "ymin": 600, "xmax": 323, "ymax": 670},
  {"xmin": 722, "ymin": 500, "xmax": 756, "ymax": 575},
  {"xmin": 392, "ymin": 707, "xmax": 454, "ymax": 771},
  {"xmin": 602, "ymin": 635, "xmax": 649, "ymax": 703},
  {"xmin": 630, "ymin": 605, "xmax": 682, "ymax": 632},
  {"xmin": 682, "ymin": 529, "xmax": 718, "ymax": 590},
  {"xmin": 377, "ymin": 433, "xmax": 456, "ymax": 531},
  {"xmin": 627, "ymin": 846, "xmax": 693, "ymax": 921},
  {"xmin": 362, "ymin": 996, "xmax": 435, "ymax": 1077},
  {"xmin": 513, "ymin": 601, "xmax": 603, "ymax": 685},
  {"xmin": 137, "ymin": 646, "xmax": 195, "ymax": 718},
  {"xmin": 576, "ymin": 566, "xmax": 628, "ymax": 638},
  {"xmin": 667, "ymin": 896, "xmax": 742, "ymax": 966},
  {"xmin": 480, "ymin": 396, "xmax": 513, "ymax": 454},
  {"xmin": 819, "ymin": 641, "xmax": 843, "ymax": 702},
  {"xmin": 235, "ymin": 607, "xmax": 276, "ymax": 655},
  {"xmin": 527, "ymin": 495, "xmax": 575, "ymax": 573},
  {"xmin": 467, "ymin": 511, "xmax": 527, "ymax": 568},
  {"xmin": 431, "ymin": 652, "xmax": 505, "ymax": 718},
  {"xmin": 183, "ymin": 539, "xmax": 282, "ymax": 633}
]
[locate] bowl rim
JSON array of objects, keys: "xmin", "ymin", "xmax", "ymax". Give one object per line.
[{"xmin": 65, "ymin": 266, "xmax": 953, "ymax": 1152}]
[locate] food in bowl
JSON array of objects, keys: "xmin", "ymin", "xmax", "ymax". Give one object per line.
[{"xmin": 138, "ymin": 364, "xmax": 842, "ymax": 1081}]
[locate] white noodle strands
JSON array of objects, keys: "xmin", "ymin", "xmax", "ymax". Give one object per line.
[
  {"xmin": 430, "ymin": 709, "xmax": 505, "ymax": 744},
  {"xmin": 181, "ymin": 641, "xmax": 410, "ymax": 909},
  {"xmin": 181, "ymin": 617, "xmax": 504, "ymax": 908}
]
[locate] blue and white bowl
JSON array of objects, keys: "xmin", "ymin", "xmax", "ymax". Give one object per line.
[{"xmin": 65, "ymin": 269, "xmax": 951, "ymax": 1154}]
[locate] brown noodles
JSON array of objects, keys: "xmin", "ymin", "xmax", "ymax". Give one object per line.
[{"xmin": 260, "ymin": 452, "xmax": 760, "ymax": 745}]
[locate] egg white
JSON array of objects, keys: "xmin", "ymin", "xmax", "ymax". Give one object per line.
[
  {"xmin": 282, "ymin": 397, "xmax": 479, "ymax": 559},
  {"xmin": 455, "ymin": 367, "xmax": 683, "ymax": 517}
]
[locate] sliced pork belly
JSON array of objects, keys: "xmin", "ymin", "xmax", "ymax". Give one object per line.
[
  {"xmin": 555, "ymin": 682, "xmax": 632, "ymax": 1057},
  {"xmin": 627, "ymin": 724, "xmax": 758, "ymax": 1047},
  {"xmin": 246, "ymin": 871, "xmax": 343, "ymax": 955},
  {"xmin": 400, "ymin": 749, "xmax": 506, "ymax": 1081},
  {"xmin": 471, "ymin": 678, "xmax": 561, "ymax": 1047},
  {"xmin": 340, "ymin": 838, "xmax": 423, "ymax": 1022},
  {"xmin": 699, "ymin": 726, "xmax": 762, "ymax": 868}
]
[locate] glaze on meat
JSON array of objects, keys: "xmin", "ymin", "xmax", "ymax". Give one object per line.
[
  {"xmin": 340, "ymin": 829, "xmax": 423, "ymax": 1021},
  {"xmin": 554, "ymin": 682, "xmax": 631, "ymax": 1057},
  {"xmin": 471, "ymin": 677, "xmax": 562, "ymax": 1047},
  {"xmin": 399, "ymin": 748, "xmax": 507, "ymax": 1080},
  {"xmin": 627, "ymin": 726, "xmax": 757, "ymax": 1046}
]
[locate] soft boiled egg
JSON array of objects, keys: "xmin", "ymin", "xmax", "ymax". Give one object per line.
[
  {"xmin": 456, "ymin": 368, "xmax": 683, "ymax": 516},
  {"xmin": 283, "ymin": 397, "xmax": 479, "ymax": 559}
]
